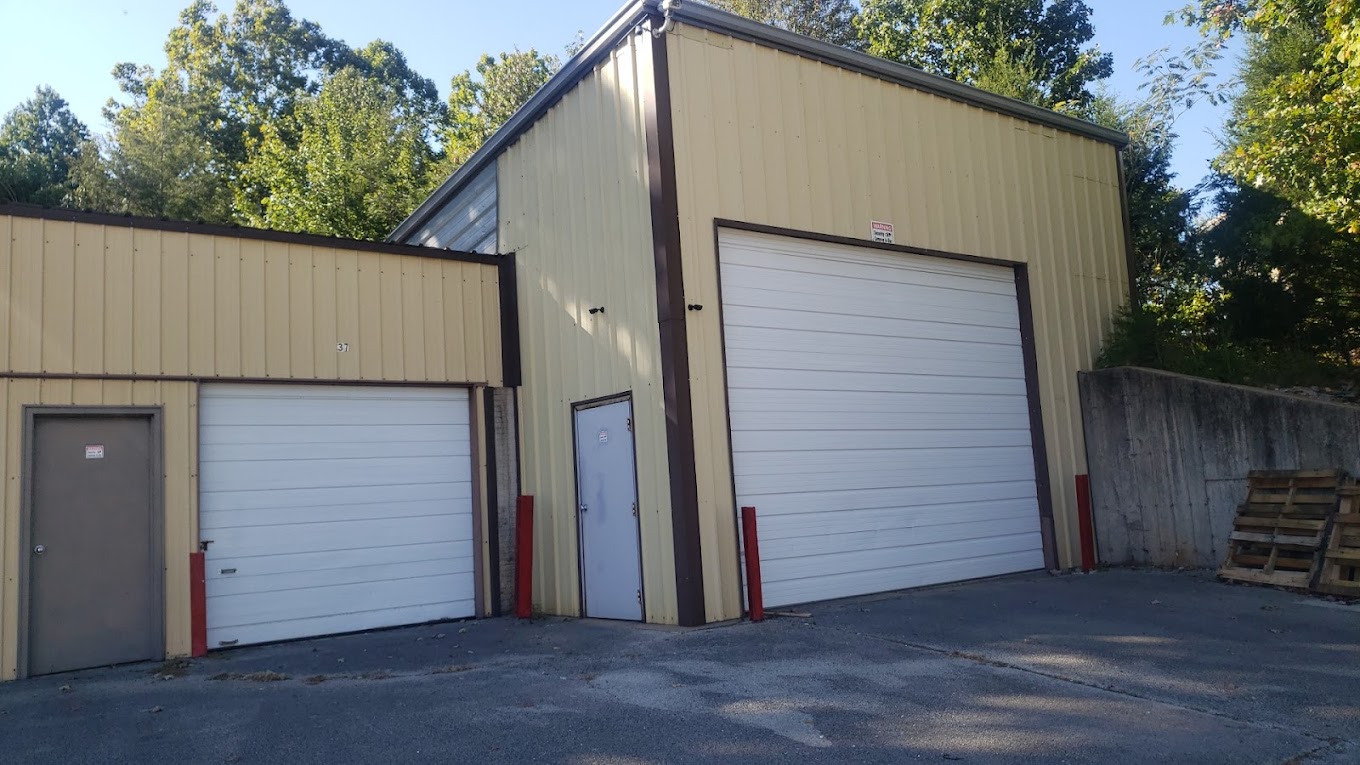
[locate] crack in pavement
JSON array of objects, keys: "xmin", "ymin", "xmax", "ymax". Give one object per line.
[{"xmin": 813, "ymin": 622, "xmax": 1355, "ymax": 764}]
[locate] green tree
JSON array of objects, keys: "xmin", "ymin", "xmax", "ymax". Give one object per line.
[
  {"xmin": 854, "ymin": 0, "xmax": 1114, "ymax": 111},
  {"xmin": 438, "ymin": 49, "xmax": 559, "ymax": 176},
  {"xmin": 0, "ymin": 87, "xmax": 90, "ymax": 206},
  {"xmin": 235, "ymin": 66, "xmax": 439, "ymax": 240},
  {"xmin": 703, "ymin": 0, "xmax": 861, "ymax": 48},
  {"xmin": 83, "ymin": 0, "xmax": 351, "ymax": 220},
  {"xmin": 1165, "ymin": 0, "xmax": 1360, "ymax": 233}
]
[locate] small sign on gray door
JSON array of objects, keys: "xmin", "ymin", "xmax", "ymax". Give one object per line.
[{"xmin": 84, "ymin": 445, "xmax": 105, "ymax": 459}]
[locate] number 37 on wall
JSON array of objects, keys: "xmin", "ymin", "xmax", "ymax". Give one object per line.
[{"xmin": 336, "ymin": 342, "xmax": 350, "ymax": 352}]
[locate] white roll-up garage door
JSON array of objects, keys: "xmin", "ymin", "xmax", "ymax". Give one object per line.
[
  {"xmin": 199, "ymin": 384, "xmax": 475, "ymax": 647},
  {"xmin": 719, "ymin": 230, "xmax": 1045, "ymax": 608}
]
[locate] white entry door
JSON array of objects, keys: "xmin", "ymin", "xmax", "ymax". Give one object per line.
[
  {"xmin": 575, "ymin": 397, "xmax": 643, "ymax": 620},
  {"xmin": 199, "ymin": 384, "xmax": 475, "ymax": 647},
  {"xmin": 719, "ymin": 229, "xmax": 1045, "ymax": 608}
]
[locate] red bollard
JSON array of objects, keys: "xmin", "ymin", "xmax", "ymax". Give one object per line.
[
  {"xmin": 1076, "ymin": 474, "xmax": 1096, "ymax": 572},
  {"xmin": 190, "ymin": 551, "xmax": 207, "ymax": 657},
  {"xmin": 741, "ymin": 506, "xmax": 764, "ymax": 622},
  {"xmin": 515, "ymin": 496, "xmax": 535, "ymax": 618}
]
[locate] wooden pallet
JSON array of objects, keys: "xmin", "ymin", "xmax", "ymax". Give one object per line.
[
  {"xmin": 1315, "ymin": 485, "xmax": 1360, "ymax": 597},
  {"xmin": 1218, "ymin": 470, "xmax": 1346, "ymax": 589}
]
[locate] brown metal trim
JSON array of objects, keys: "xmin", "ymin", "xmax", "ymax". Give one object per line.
[
  {"xmin": 497, "ymin": 254, "xmax": 523, "ymax": 387},
  {"xmin": 642, "ymin": 21, "xmax": 706, "ymax": 627},
  {"xmin": 1115, "ymin": 149, "xmax": 1140, "ymax": 308},
  {"xmin": 709, "ymin": 222, "xmax": 747, "ymax": 612},
  {"xmin": 0, "ymin": 202, "xmax": 503, "ymax": 266},
  {"xmin": 483, "ymin": 388, "xmax": 502, "ymax": 616},
  {"xmin": 17, "ymin": 406, "xmax": 165, "ymax": 679},
  {"xmin": 716, "ymin": 219, "xmax": 1022, "ymax": 270},
  {"xmin": 468, "ymin": 389, "xmax": 487, "ymax": 618},
  {"xmin": 1013, "ymin": 266, "xmax": 1060, "ymax": 570},
  {"xmin": 0, "ymin": 373, "xmax": 489, "ymax": 387}
]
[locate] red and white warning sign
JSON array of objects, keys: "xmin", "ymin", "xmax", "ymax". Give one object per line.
[
  {"xmin": 85, "ymin": 444, "xmax": 105, "ymax": 460},
  {"xmin": 870, "ymin": 220, "xmax": 895, "ymax": 244}
]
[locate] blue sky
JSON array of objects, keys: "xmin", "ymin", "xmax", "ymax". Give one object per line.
[{"xmin": 0, "ymin": 0, "xmax": 1238, "ymax": 191}]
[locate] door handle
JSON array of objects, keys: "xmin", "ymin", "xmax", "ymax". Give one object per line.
[{"xmin": 33, "ymin": 544, "xmax": 45, "ymax": 555}]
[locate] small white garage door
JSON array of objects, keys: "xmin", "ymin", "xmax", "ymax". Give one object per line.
[
  {"xmin": 199, "ymin": 384, "xmax": 475, "ymax": 647},
  {"xmin": 720, "ymin": 230, "xmax": 1045, "ymax": 608}
]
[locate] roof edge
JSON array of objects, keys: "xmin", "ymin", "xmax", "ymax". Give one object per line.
[
  {"xmin": 0, "ymin": 203, "xmax": 503, "ymax": 266},
  {"xmin": 674, "ymin": 3, "xmax": 1129, "ymax": 149},
  {"xmin": 391, "ymin": 0, "xmax": 1130, "ymax": 242}
]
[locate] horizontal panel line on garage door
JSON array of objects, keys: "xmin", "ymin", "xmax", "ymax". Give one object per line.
[
  {"xmin": 202, "ymin": 528, "xmax": 473, "ymax": 558},
  {"xmin": 213, "ymin": 596, "xmax": 474, "ymax": 631},
  {"xmin": 730, "ymin": 414, "xmax": 1032, "ymax": 431},
  {"xmin": 198, "ymin": 446, "xmax": 476, "ymax": 457},
  {"xmin": 204, "ymin": 541, "xmax": 462, "ymax": 576},
  {"xmin": 723, "ymin": 351, "xmax": 1024, "ymax": 379},
  {"xmin": 201, "ymin": 424, "xmax": 470, "ymax": 445},
  {"xmin": 203, "ymin": 508, "xmax": 472, "ymax": 531},
  {"xmin": 742, "ymin": 473, "xmax": 1037, "ymax": 496},
  {"xmin": 724, "ymin": 325, "xmax": 1021, "ymax": 359},
  {"xmin": 726, "ymin": 365, "xmax": 1025, "ymax": 382},
  {"xmin": 723, "ymin": 304, "xmax": 1019, "ymax": 337},
  {"xmin": 206, "ymin": 553, "xmax": 472, "ymax": 582},
  {"xmin": 727, "ymin": 375, "xmax": 1026, "ymax": 397},
  {"xmin": 720, "ymin": 248, "xmax": 1016, "ymax": 292},
  {"xmin": 763, "ymin": 519, "xmax": 1041, "ymax": 559},
  {"xmin": 751, "ymin": 494, "xmax": 1039, "ymax": 524},
  {"xmin": 729, "ymin": 390, "xmax": 1029, "ymax": 412},
  {"xmin": 207, "ymin": 567, "xmax": 475, "ymax": 599},
  {"xmin": 766, "ymin": 534, "xmax": 1043, "ymax": 578},
  {"xmin": 722, "ymin": 283, "xmax": 1020, "ymax": 327},
  {"xmin": 766, "ymin": 551, "xmax": 1044, "ymax": 607},
  {"xmin": 199, "ymin": 482, "xmax": 468, "ymax": 512},
  {"xmin": 741, "ymin": 482, "xmax": 1038, "ymax": 515}
]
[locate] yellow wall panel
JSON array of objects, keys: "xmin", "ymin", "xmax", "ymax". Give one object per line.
[
  {"xmin": 0, "ymin": 216, "xmax": 503, "ymax": 386},
  {"xmin": 667, "ymin": 26, "xmax": 1130, "ymax": 620},
  {"xmin": 498, "ymin": 33, "xmax": 679, "ymax": 623}
]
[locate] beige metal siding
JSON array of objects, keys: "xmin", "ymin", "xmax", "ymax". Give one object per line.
[
  {"xmin": 0, "ymin": 215, "xmax": 503, "ymax": 386},
  {"xmin": 0, "ymin": 378, "xmax": 197, "ymax": 681},
  {"xmin": 498, "ymin": 34, "xmax": 679, "ymax": 623},
  {"xmin": 666, "ymin": 24, "xmax": 1129, "ymax": 621}
]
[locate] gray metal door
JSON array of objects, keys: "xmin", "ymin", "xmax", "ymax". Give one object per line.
[
  {"xmin": 26, "ymin": 414, "xmax": 161, "ymax": 676},
  {"xmin": 575, "ymin": 398, "xmax": 643, "ymax": 621}
]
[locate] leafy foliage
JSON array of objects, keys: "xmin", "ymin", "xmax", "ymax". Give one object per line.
[
  {"xmin": 855, "ymin": 0, "xmax": 1113, "ymax": 111},
  {"xmin": 703, "ymin": 0, "xmax": 862, "ymax": 47},
  {"xmin": 438, "ymin": 50, "xmax": 559, "ymax": 176},
  {"xmin": 1161, "ymin": 0, "xmax": 1360, "ymax": 233},
  {"xmin": 0, "ymin": 87, "xmax": 90, "ymax": 206},
  {"xmin": 234, "ymin": 67, "xmax": 439, "ymax": 240}
]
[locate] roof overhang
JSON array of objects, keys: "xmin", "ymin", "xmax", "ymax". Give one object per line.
[{"xmin": 390, "ymin": 0, "xmax": 1131, "ymax": 243}]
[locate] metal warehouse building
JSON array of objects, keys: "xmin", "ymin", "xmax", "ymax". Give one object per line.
[
  {"xmin": 0, "ymin": 207, "xmax": 514, "ymax": 680},
  {"xmin": 394, "ymin": 1, "xmax": 1132, "ymax": 627}
]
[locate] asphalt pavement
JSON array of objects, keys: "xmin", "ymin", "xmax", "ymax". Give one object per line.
[{"xmin": 1, "ymin": 569, "xmax": 1355, "ymax": 764}]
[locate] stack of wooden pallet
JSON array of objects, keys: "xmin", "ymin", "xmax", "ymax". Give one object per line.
[
  {"xmin": 1218, "ymin": 470, "xmax": 1346, "ymax": 590},
  {"xmin": 1315, "ymin": 485, "xmax": 1360, "ymax": 596}
]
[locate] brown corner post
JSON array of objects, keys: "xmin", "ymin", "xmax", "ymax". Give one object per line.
[
  {"xmin": 741, "ymin": 507, "xmax": 764, "ymax": 622},
  {"xmin": 190, "ymin": 551, "xmax": 207, "ymax": 657},
  {"xmin": 514, "ymin": 496, "xmax": 535, "ymax": 619}
]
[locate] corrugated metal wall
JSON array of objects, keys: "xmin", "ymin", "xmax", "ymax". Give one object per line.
[
  {"xmin": 403, "ymin": 164, "xmax": 499, "ymax": 254},
  {"xmin": 498, "ymin": 33, "xmax": 681, "ymax": 623},
  {"xmin": 0, "ymin": 378, "xmax": 196, "ymax": 681},
  {"xmin": 666, "ymin": 24, "xmax": 1130, "ymax": 621},
  {"xmin": 0, "ymin": 215, "xmax": 503, "ymax": 386}
]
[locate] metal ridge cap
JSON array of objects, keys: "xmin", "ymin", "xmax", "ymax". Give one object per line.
[
  {"xmin": 670, "ymin": 2, "xmax": 1130, "ymax": 149},
  {"xmin": 389, "ymin": 0, "xmax": 653, "ymax": 243}
]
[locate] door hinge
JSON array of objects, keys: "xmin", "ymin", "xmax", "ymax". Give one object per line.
[
  {"xmin": 637, "ymin": 589, "xmax": 643, "ymax": 605},
  {"xmin": 626, "ymin": 417, "xmax": 632, "ymax": 432},
  {"xmin": 632, "ymin": 502, "xmax": 638, "ymax": 517}
]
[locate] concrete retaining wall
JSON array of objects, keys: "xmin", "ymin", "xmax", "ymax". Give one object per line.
[{"xmin": 1078, "ymin": 367, "xmax": 1360, "ymax": 568}]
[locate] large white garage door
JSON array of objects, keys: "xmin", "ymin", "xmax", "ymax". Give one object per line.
[
  {"xmin": 720, "ymin": 230, "xmax": 1045, "ymax": 608},
  {"xmin": 200, "ymin": 384, "xmax": 475, "ymax": 647}
]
